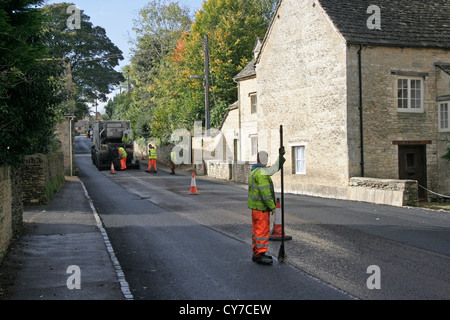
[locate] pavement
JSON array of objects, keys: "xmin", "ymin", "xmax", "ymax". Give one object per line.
[{"xmin": 0, "ymin": 176, "xmax": 131, "ymax": 300}]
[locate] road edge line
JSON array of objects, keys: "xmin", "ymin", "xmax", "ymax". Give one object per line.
[{"xmin": 79, "ymin": 179, "xmax": 134, "ymax": 300}]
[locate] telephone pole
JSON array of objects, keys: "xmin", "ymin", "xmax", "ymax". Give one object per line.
[{"xmin": 204, "ymin": 34, "xmax": 210, "ymax": 135}]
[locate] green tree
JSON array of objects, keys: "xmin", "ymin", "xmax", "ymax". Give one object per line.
[
  {"xmin": 127, "ymin": 0, "xmax": 192, "ymax": 141},
  {"xmin": 152, "ymin": 0, "xmax": 279, "ymax": 136},
  {"xmin": 193, "ymin": 0, "xmax": 279, "ymax": 106},
  {"xmin": 0, "ymin": 0, "xmax": 67, "ymax": 166},
  {"xmin": 131, "ymin": 0, "xmax": 192, "ymax": 89},
  {"xmin": 124, "ymin": 0, "xmax": 279, "ymax": 142},
  {"xmin": 42, "ymin": 3, "xmax": 125, "ymax": 115}
]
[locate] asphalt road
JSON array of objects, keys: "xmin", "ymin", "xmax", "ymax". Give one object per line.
[{"xmin": 76, "ymin": 136, "xmax": 450, "ymax": 300}]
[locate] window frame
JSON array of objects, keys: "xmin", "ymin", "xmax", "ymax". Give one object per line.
[
  {"xmin": 249, "ymin": 93, "xmax": 257, "ymax": 114},
  {"xmin": 292, "ymin": 145, "xmax": 306, "ymax": 175},
  {"xmin": 396, "ymin": 76, "xmax": 425, "ymax": 113},
  {"xmin": 250, "ymin": 135, "xmax": 258, "ymax": 156},
  {"xmin": 439, "ymin": 101, "xmax": 450, "ymax": 132}
]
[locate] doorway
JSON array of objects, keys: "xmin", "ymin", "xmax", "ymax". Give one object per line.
[{"xmin": 398, "ymin": 145, "xmax": 427, "ymax": 200}]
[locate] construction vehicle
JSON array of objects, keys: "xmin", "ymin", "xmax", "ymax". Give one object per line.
[{"xmin": 91, "ymin": 120, "xmax": 140, "ymax": 171}]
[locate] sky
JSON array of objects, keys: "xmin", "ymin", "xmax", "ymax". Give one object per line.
[{"xmin": 43, "ymin": 0, "xmax": 206, "ymax": 113}]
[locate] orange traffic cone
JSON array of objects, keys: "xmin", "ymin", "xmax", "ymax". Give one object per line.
[
  {"xmin": 188, "ymin": 172, "xmax": 198, "ymax": 194},
  {"xmin": 110, "ymin": 162, "xmax": 116, "ymax": 174},
  {"xmin": 270, "ymin": 198, "xmax": 292, "ymax": 241}
]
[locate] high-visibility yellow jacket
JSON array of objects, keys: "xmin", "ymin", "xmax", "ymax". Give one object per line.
[
  {"xmin": 248, "ymin": 156, "xmax": 284, "ymax": 211},
  {"xmin": 170, "ymin": 151, "xmax": 176, "ymax": 163},
  {"xmin": 149, "ymin": 148, "xmax": 157, "ymax": 160},
  {"xmin": 118, "ymin": 147, "xmax": 127, "ymax": 160}
]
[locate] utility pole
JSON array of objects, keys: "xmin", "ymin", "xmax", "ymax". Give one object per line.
[
  {"xmin": 127, "ymin": 70, "xmax": 131, "ymax": 93},
  {"xmin": 95, "ymin": 99, "xmax": 98, "ymax": 120},
  {"xmin": 204, "ymin": 34, "xmax": 210, "ymax": 135}
]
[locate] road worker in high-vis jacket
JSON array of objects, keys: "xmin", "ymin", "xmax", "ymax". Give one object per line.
[
  {"xmin": 122, "ymin": 133, "xmax": 132, "ymax": 145},
  {"xmin": 118, "ymin": 147, "xmax": 127, "ymax": 170},
  {"xmin": 146, "ymin": 144, "xmax": 158, "ymax": 173},
  {"xmin": 248, "ymin": 149, "xmax": 285, "ymax": 265}
]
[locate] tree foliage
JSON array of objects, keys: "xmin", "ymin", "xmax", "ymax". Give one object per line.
[
  {"xmin": 107, "ymin": 0, "xmax": 279, "ymax": 143},
  {"xmin": 42, "ymin": 2, "xmax": 125, "ymax": 116},
  {"xmin": 130, "ymin": 0, "xmax": 191, "ymax": 89},
  {"xmin": 0, "ymin": 0, "xmax": 67, "ymax": 166}
]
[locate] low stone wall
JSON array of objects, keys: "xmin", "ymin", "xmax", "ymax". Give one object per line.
[
  {"xmin": 134, "ymin": 140, "xmax": 175, "ymax": 165},
  {"xmin": 22, "ymin": 152, "xmax": 65, "ymax": 206},
  {"xmin": 206, "ymin": 160, "xmax": 232, "ymax": 180},
  {"xmin": 232, "ymin": 162, "xmax": 253, "ymax": 184},
  {"xmin": 202, "ymin": 160, "xmax": 253, "ymax": 184},
  {"xmin": 202, "ymin": 161, "xmax": 419, "ymax": 207},
  {"xmin": 0, "ymin": 166, "xmax": 23, "ymax": 260},
  {"xmin": 348, "ymin": 177, "xmax": 419, "ymax": 207}
]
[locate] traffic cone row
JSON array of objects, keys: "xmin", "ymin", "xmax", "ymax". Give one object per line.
[{"xmin": 270, "ymin": 198, "xmax": 292, "ymax": 241}]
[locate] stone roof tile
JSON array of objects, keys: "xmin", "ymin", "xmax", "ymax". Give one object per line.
[{"xmin": 317, "ymin": 0, "xmax": 450, "ymax": 49}]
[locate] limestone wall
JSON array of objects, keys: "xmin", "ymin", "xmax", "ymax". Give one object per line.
[
  {"xmin": 348, "ymin": 177, "xmax": 418, "ymax": 207},
  {"xmin": 22, "ymin": 153, "xmax": 65, "ymax": 206},
  {"xmin": 0, "ymin": 166, "xmax": 13, "ymax": 258},
  {"xmin": 347, "ymin": 46, "xmax": 450, "ymax": 195},
  {"xmin": 256, "ymin": 0, "xmax": 349, "ymax": 199},
  {"xmin": 238, "ymin": 77, "xmax": 258, "ymax": 162},
  {"xmin": 0, "ymin": 166, "xmax": 22, "ymax": 260},
  {"xmin": 55, "ymin": 119, "xmax": 75, "ymax": 176},
  {"xmin": 203, "ymin": 160, "xmax": 255, "ymax": 185}
]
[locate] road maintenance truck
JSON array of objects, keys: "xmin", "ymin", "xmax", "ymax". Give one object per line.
[{"xmin": 91, "ymin": 120, "xmax": 140, "ymax": 171}]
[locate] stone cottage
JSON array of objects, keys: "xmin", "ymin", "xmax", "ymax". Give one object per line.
[
  {"xmin": 220, "ymin": 38, "xmax": 262, "ymax": 163},
  {"xmin": 223, "ymin": 0, "xmax": 450, "ymax": 204}
]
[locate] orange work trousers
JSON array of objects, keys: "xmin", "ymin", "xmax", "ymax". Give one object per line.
[
  {"xmin": 252, "ymin": 209, "xmax": 270, "ymax": 258},
  {"xmin": 147, "ymin": 159, "xmax": 157, "ymax": 172},
  {"xmin": 120, "ymin": 157, "xmax": 127, "ymax": 170}
]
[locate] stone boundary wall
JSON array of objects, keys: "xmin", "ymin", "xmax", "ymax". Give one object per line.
[
  {"xmin": 202, "ymin": 160, "xmax": 253, "ymax": 184},
  {"xmin": 0, "ymin": 166, "xmax": 23, "ymax": 260},
  {"xmin": 348, "ymin": 177, "xmax": 418, "ymax": 207},
  {"xmin": 201, "ymin": 161, "xmax": 419, "ymax": 207},
  {"xmin": 0, "ymin": 166, "xmax": 13, "ymax": 258},
  {"xmin": 22, "ymin": 152, "xmax": 65, "ymax": 206},
  {"xmin": 134, "ymin": 140, "xmax": 175, "ymax": 165}
]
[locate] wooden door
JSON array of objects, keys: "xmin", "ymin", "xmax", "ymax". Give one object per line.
[{"xmin": 398, "ymin": 145, "xmax": 427, "ymax": 200}]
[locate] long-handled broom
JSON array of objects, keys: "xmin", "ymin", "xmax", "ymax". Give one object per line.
[{"xmin": 278, "ymin": 125, "xmax": 286, "ymax": 262}]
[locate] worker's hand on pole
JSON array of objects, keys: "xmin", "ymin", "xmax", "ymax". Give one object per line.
[{"xmin": 278, "ymin": 147, "xmax": 286, "ymax": 168}]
